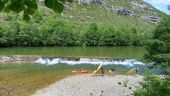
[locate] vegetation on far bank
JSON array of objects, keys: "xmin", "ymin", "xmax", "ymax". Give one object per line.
[
  {"xmin": 1, "ymin": 0, "xmax": 165, "ymax": 47},
  {"xmin": 0, "ymin": 17, "xmax": 154, "ymax": 47}
]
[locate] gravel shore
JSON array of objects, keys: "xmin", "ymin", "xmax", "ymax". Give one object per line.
[{"xmin": 32, "ymin": 74, "xmax": 143, "ymax": 96}]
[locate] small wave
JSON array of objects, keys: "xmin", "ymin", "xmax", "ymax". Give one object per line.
[{"xmin": 35, "ymin": 57, "xmax": 145, "ymax": 66}]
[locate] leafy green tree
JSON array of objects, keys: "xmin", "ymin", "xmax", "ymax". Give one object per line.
[
  {"xmin": 134, "ymin": 74, "xmax": 170, "ymax": 96},
  {"xmin": 0, "ymin": 25, "xmax": 8, "ymax": 46},
  {"xmin": 168, "ymin": 5, "xmax": 170, "ymax": 11},
  {"xmin": 134, "ymin": 16, "xmax": 170, "ymax": 96},
  {"xmin": 41, "ymin": 19, "xmax": 80, "ymax": 46},
  {"xmin": 112, "ymin": 28, "xmax": 133, "ymax": 46},
  {"xmin": 16, "ymin": 24, "xmax": 41, "ymax": 46},
  {"xmin": 99, "ymin": 27, "xmax": 117, "ymax": 46},
  {"xmin": 145, "ymin": 16, "xmax": 170, "ymax": 66},
  {"xmin": 0, "ymin": 0, "xmax": 71, "ymax": 21},
  {"xmin": 83, "ymin": 23, "xmax": 100, "ymax": 46}
]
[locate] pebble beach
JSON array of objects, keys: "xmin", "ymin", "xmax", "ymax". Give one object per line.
[{"xmin": 32, "ymin": 74, "xmax": 143, "ymax": 96}]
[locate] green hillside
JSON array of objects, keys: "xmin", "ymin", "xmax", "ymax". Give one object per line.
[{"xmin": 0, "ymin": 0, "xmax": 167, "ymax": 46}]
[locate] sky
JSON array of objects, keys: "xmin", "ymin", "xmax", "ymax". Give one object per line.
[{"xmin": 143, "ymin": 0, "xmax": 170, "ymax": 15}]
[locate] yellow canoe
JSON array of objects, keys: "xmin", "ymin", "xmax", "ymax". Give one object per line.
[
  {"xmin": 91, "ymin": 64, "xmax": 103, "ymax": 76},
  {"xmin": 126, "ymin": 68, "xmax": 136, "ymax": 75}
]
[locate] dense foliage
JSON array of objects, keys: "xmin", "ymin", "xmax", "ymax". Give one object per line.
[
  {"xmin": 134, "ymin": 74, "xmax": 170, "ymax": 96},
  {"xmin": 0, "ymin": 18, "xmax": 151, "ymax": 47},
  {"xmin": 168, "ymin": 5, "xmax": 170, "ymax": 11},
  {"xmin": 145, "ymin": 16, "xmax": 170, "ymax": 66},
  {"xmin": 0, "ymin": 0, "xmax": 158, "ymax": 47},
  {"xmin": 134, "ymin": 16, "xmax": 170, "ymax": 96},
  {"xmin": 0, "ymin": 0, "xmax": 70, "ymax": 20}
]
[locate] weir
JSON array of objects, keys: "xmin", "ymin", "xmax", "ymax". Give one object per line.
[
  {"xmin": 35, "ymin": 57, "xmax": 169, "ymax": 75},
  {"xmin": 35, "ymin": 57, "xmax": 144, "ymax": 66}
]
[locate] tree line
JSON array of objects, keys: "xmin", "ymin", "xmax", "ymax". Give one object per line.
[{"xmin": 0, "ymin": 19, "xmax": 151, "ymax": 47}]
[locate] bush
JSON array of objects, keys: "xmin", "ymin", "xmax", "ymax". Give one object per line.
[
  {"xmin": 83, "ymin": 23, "xmax": 100, "ymax": 46},
  {"xmin": 145, "ymin": 16, "xmax": 170, "ymax": 66},
  {"xmin": 168, "ymin": 5, "xmax": 170, "ymax": 11},
  {"xmin": 0, "ymin": 16, "xmax": 151, "ymax": 47},
  {"xmin": 134, "ymin": 74, "xmax": 170, "ymax": 96},
  {"xmin": 41, "ymin": 20, "xmax": 80, "ymax": 46},
  {"xmin": 16, "ymin": 24, "xmax": 41, "ymax": 46},
  {"xmin": 98, "ymin": 27, "xmax": 117, "ymax": 46}
]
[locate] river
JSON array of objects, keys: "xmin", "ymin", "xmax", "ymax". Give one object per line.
[
  {"xmin": 0, "ymin": 46, "xmax": 146, "ymax": 58},
  {"xmin": 0, "ymin": 46, "xmax": 167, "ymax": 74}
]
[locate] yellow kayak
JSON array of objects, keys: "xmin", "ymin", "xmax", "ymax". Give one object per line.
[
  {"xmin": 91, "ymin": 64, "xmax": 103, "ymax": 76},
  {"xmin": 126, "ymin": 68, "xmax": 136, "ymax": 75},
  {"xmin": 72, "ymin": 70, "xmax": 78, "ymax": 73}
]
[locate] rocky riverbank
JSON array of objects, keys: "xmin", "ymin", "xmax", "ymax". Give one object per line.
[
  {"xmin": 0, "ymin": 55, "xmax": 41, "ymax": 63},
  {"xmin": 32, "ymin": 74, "xmax": 143, "ymax": 96}
]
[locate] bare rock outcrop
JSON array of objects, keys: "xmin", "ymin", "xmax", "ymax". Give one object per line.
[
  {"xmin": 112, "ymin": 6, "xmax": 134, "ymax": 16},
  {"xmin": 140, "ymin": 15, "xmax": 162, "ymax": 23},
  {"xmin": 0, "ymin": 55, "xmax": 40, "ymax": 63},
  {"xmin": 77, "ymin": 0, "xmax": 106, "ymax": 5},
  {"xmin": 129, "ymin": 1, "xmax": 152, "ymax": 11}
]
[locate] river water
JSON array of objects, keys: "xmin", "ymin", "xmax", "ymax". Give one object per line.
[
  {"xmin": 0, "ymin": 46, "xmax": 146, "ymax": 58},
  {"xmin": 0, "ymin": 46, "xmax": 167, "ymax": 74}
]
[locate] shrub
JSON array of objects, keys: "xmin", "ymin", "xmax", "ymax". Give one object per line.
[
  {"xmin": 145, "ymin": 16, "xmax": 170, "ymax": 66},
  {"xmin": 134, "ymin": 74, "xmax": 170, "ymax": 96},
  {"xmin": 41, "ymin": 20, "xmax": 80, "ymax": 46},
  {"xmin": 98, "ymin": 27, "xmax": 117, "ymax": 46},
  {"xmin": 83, "ymin": 23, "xmax": 100, "ymax": 46}
]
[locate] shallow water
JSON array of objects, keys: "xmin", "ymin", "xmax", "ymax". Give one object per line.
[{"xmin": 0, "ymin": 46, "xmax": 146, "ymax": 58}]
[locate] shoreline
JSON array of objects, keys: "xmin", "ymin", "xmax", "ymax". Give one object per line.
[
  {"xmin": 32, "ymin": 74, "xmax": 143, "ymax": 96},
  {"xmin": 0, "ymin": 55, "xmax": 143, "ymax": 64}
]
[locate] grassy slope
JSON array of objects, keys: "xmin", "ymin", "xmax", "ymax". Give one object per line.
[
  {"xmin": 53, "ymin": 0, "xmax": 165, "ymax": 33},
  {"xmin": 1, "ymin": 0, "xmax": 165, "ymax": 35}
]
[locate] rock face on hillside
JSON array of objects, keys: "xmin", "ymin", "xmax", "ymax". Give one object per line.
[
  {"xmin": 75, "ymin": 0, "xmax": 162, "ymax": 23},
  {"xmin": 129, "ymin": 1, "xmax": 152, "ymax": 11},
  {"xmin": 77, "ymin": 0, "xmax": 106, "ymax": 5},
  {"xmin": 140, "ymin": 15, "xmax": 162, "ymax": 23},
  {"xmin": 112, "ymin": 6, "xmax": 134, "ymax": 16}
]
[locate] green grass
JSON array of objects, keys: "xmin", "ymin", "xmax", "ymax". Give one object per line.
[
  {"xmin": 0, "ymin": 63, "xmax": 130, "ymax": 96},
  {"xmin": 1, "ymin": 0, "xmax": 164, "ymax": 36},
  {"xmin": 56, "ymin": 2, "xmax": 157, "ymax": 34}
]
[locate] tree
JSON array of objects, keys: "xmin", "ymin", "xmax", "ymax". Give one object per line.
[
  {"xmin": 145, "ymin": 16, "xmax": 170, "ymax": 67},
  {"xmin": 134, "ymin": 74, "xmax": 170, "ymax": 96},
  {"xmin": 168, "ymin": 5, "xmax": 170, "ymax": 11},
  {"xmin": 0, "ymin": 0, "xmax": 71, "ymax": 21},
  {"xmin": 83, "ymin": 23, "xmax": 100, "ymax": 46}
]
